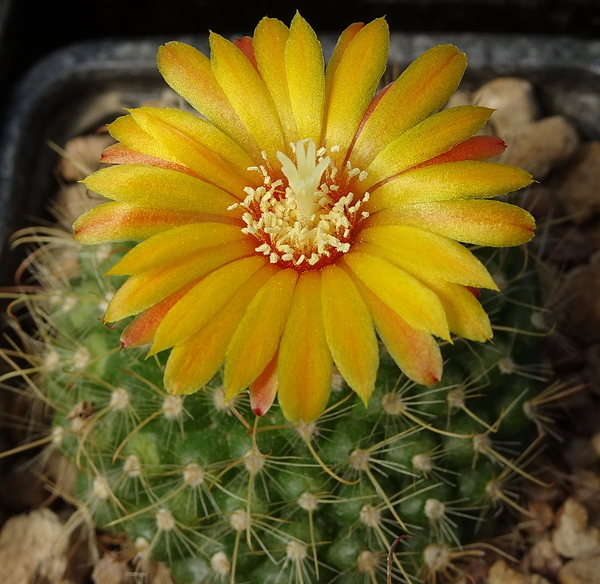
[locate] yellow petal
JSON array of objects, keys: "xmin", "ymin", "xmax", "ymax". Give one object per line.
[
  {"xmin": 249, "ymin": 352, "xmax": 279, "ymax": 417},
  {"xmin": 210, "ymin": 31, "xmax": 285, "ymax": 159},
  {"xmin": 108, "ymin": 114, "xmax": 174, "ymax": 161},
  {"xmin": 73, "ymin": 202, "xmax": 225, "ymax": 244},
  {"xmin": 165, "ymin": 264, "xmax": 277, "ymax": 395},
  {"xmin": 224, "ymin": 268, "xmax": 298, "ymax": 399},
  {"xmin": 357, "ymin": 226, "xmax": 497, "ymax": 289},
  {"xmin": 253, "ymin": 17, "xmax": 298, "ymax": 145},
  {"xmin": 320, "ymin": 264, "xmax": 378, "ymax": 404},
  {"xmin": 157, "ymin": 41, "xmax": 261, "ymax": 159},
  {"xmin": 107, "ymin": 223, "xmax": 247, "ymax": 276},
  {"xmin": 359, "ymin": 237, "xmax": 493, "ymax": 341},
  {"xmin": 354, "ymin": 280, "xmax": 443, "ymax": 386},
  {"xmin": 100, "ymin": 143, "xmax": 191, "ymax": 174},
  {"xmin": 324, "ymin": 18, "xmax": 388, "ymax": 160},
  {"xmin": 285, "ymin": 13, "xmax": 325, "ymax": 144},
  {"xmin": 278, "ymin": 271, "xmax": 332, "ymax": 422},
  {"xmin": 365, "ymin": 199, "xmax": 536, "ymax": 246},
  {"xmin": 121, "ymin": 281, "xmax": 197, "ymax": 348},
  {"xmin": 352, "ymin": 44, "xmax": 467, "ymax": 167},
  {"xmin": 151, "ymin": 255, "xmax": 267, "ymax": 354},
  {"xmin": 366, "ymin": 161, "xmax": 534, "ymax": 212},
  {"xmin": 364, "ymin": 106, "xmax": 493, "ymax": 188},
  {"xmin": 105, "ymin": 239, "xmax": 255, "ymax": 322},
  {"xmin": 343, "ymin": 251, "xmax": 450, "ymax": 340},
  {"xmin": 83, "ymin": 164, "xmax": 241, "ymax": 214},
  {"xmin": 128, "ymin": 107, "xmax": 258, "ymax": 187},
  {"xmin": 324, "ymin": 22, "xmax": 364, "ymax": 98},
  {"xmin": 419, "ymin": 277, "xmax": 492, "ymax": 342}
]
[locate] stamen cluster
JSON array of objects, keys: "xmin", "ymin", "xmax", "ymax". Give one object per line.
[{"xmin": 233, "ymin": 139, "xmax": 370, "ymax": 270}]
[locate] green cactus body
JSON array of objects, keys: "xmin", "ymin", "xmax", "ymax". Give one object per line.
[{"xmin": 21, "ymin": 235, "xmax": 545, "ymax": 583}]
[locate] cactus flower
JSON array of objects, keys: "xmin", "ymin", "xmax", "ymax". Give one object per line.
[{"xmin": 74, "ymin": 14, "xmax": 535, "ymax": 422}]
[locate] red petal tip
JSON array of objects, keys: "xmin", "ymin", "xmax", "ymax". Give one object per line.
[{"xmin": 251, "ymin": 404, "xmax": 268, "ymax": 417}]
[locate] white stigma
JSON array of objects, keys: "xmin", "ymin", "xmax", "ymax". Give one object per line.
[
  {"xmin": 277, "ymin": 139, "xmax": 331, "ymax": 221},
  {"xmin": 240, "ymin": 139, "xmax": 369, "ymax": 268}
]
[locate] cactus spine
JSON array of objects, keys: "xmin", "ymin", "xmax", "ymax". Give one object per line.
[{"xmin": 6, "ymin": 231, "xmax": 546, "ymax": 584}]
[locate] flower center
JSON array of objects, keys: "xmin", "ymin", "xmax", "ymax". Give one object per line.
[{"xmin": 235, "ymin": 139, "xmax": 370, "ymax": 270}]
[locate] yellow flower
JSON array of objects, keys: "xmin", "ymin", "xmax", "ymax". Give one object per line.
[{"xmin": 74, "ymin": 14, "xmax": 535, "ymax": 422}]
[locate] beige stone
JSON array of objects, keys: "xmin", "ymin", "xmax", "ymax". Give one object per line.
[
  {"xmin": 498, "ymin": 116, "xmax": 579, "ymax": 180},
  {"xmin": 57, "ymin": 133, "xmax": 115, "ymax": 182},
  {"xmin": 474, "ymin": 77, "xmax": 539, "ymax": 134},
  {"xmin": 559, "ymin": 555, "xmax": 600, "ymax": 584},
  {"xmin": 53, "ymin": 182, "xmax": 109, "ymax": 226},
  {"xmin": 584, "ymin": 346, "xmax": 600, "ymax": 395},
  {"xmin": 563, "ymin": 438, "xmax": 600, "ymax": 469},
  {"xmin": 487, "ymin": 560, "xmax": 529, "ymax": 584},
  {"xmin": 472, "ymin": 79, "xmax": 583, "ymax": 182},
  {"xmin": 556, "ymin": 261, "xmax": 600, "ymax": 343},
  {"xmin": 92, "ymin": 555, "xmax": 128, "ymax": 584},
  {"xmin": 0, "ymin": 508, "xmax": 68, "ymax": 584},
  {"xmin": 474, "ymin": 79, "xmax": 579, "ymax": 180},
  {"xmin": 557, "ymin": 142, "xmax": 600, "ymax": 223},
  {"xmin": 151, "ymin": 563, "xmax": 175, "ymax": 584},
  {"xmin": 519, "ymin": 184, "xmax": 563, "ymax": 222},
  {"xmin": 572, "ymin": 469, "xmax": 600, "ymax": 507},
  {"xmin": 527, "ymin": 538, "xmax": 563, "ymax": 577},
  {"xmin": 444, "ymin": 89, "xmax": 473, "ymax": 109},
  {"xmin": 591, "ymin": 433, "xmax": 600, "ymax": 457},
  {"xmin": 553, "ymin": 498, "xmax": 600, "ymax": 558},
  {"xmin": 523, "ymin": 501, "xmax": 555, "ymax": 538},
  {"xmin": 530, "ymin": 575, "xmax": 553, "ymax": 584}
]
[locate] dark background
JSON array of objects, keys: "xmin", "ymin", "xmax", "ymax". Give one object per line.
[{"xmin": 3, "ymin": 0, "xmax": 600, "ymax": 93}]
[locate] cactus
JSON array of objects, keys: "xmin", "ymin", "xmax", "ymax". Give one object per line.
[
  {"xmin": 4, "ymin": 229, "xmax": 547, "ymax": 584},
  {"xmin": 1, "ymin": 14, "xmax": 547, "ymax": 583}
]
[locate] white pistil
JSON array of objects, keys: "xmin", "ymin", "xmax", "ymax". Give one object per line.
[
  {"xmin": 276, "ymin": 139, "xmax": 331, "ymax": 222},
  {"xmin": 240, "ymin": 139, "xmax": 369, "ymax": 268}
]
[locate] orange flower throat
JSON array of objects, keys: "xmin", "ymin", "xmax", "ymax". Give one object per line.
[{"xmin": 233, "ymin": 139, "xmax": 371, "ymax": 271}]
